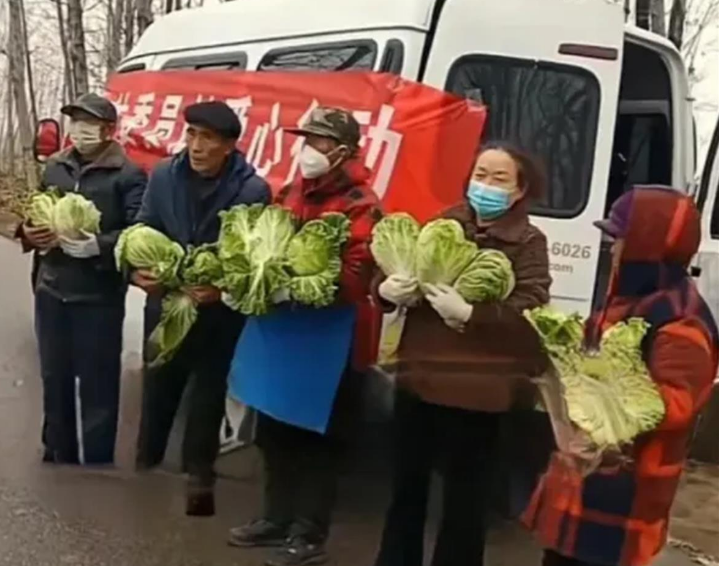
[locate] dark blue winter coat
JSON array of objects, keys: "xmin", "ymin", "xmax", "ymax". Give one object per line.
[{"xmin": 136, "ymin": 149, "xmax": 270, "ymax": 244}]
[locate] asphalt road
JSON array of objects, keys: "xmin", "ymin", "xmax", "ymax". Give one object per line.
[{"xmin": 0, "ymin": 238, "xmax": 696, "ymax": 566}]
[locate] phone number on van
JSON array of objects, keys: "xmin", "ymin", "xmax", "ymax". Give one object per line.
[{"xmin": 550, "ymin": 242, "xmax": 592, "ymax": 260}]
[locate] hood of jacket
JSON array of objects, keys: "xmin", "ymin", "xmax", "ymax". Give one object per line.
[{"xmin": 614, "ymin": 187, "xmax": 701, "ymax": 298}]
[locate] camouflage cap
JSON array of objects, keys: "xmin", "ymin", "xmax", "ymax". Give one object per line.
[{"xmin": 286, "ymin": 107, "xmax": 361, "ymax": 149}]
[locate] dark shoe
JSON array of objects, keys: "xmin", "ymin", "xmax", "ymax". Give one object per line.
[
  {"xmin": 228, "ymin": 519, "xmax": 289, "ymax": 548},
  {"xmin": 265, "ymin": 537, "xmax": 329, "ymax": 566},
  {"xmin": 186, "ymin": 486, "xmax": 215, "ymax": 517}
]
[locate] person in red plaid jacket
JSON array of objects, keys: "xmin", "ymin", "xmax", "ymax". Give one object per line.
[
  {"xmin": 524, "ymin": 187, "xmax": 719, "ymax": 566},
  {"xmin": 228, "ymin": 107, "xmax": 382, "ymax": 566}
]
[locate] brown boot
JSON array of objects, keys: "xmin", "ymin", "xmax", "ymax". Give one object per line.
[{"xmin": 186, "ymin": 482, "xmax": 215, "ymax": 517}]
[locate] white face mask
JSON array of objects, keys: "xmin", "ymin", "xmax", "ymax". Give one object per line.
[
  {"xmin": 69, "ymin": 121, "xmax": 104, "ymax": 155},
  {"xmin": 298, "ymin": 145, "xmax": 332, "ymax": 179}
]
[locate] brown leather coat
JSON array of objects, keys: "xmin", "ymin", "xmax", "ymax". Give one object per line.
[{"xmin": 385, "ymin": 202, "xmax": 552, "ymax": 412}]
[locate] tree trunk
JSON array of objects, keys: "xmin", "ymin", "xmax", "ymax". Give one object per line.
[
  {"xmin": 136, "ymin": 0, "xmax": 153, "ymax": 38},
  {"xmin": 67, "ymin": 0, "xmax": 90, "ymax": 96},
  {"xmin": 18, "ymin": 0, "xmax": 37, "ymax": 126},
  {"xmin": 636, "ymin": 0, "xmax": 651, "ymax": 29},
  {"xmin": 650, "ymin": 0, "xmax": 666, "ymax": 36},
  {"xmin": 3, "ymin": 83, "xmax": 15, "ymax": 176},
  {"xmin": 7, "ymin": 0, "xmax": 39, "ymax": 189},
  {"xmin": 124, "ymin": 0, "xmax": 136, "ymax": 55},
  {"xmin": 668, "ymin": 0, "xmax": 687, "ymax": 49},
  {"xmin": 107, "ymin": 0, "xmax": 125, "ymax": 74},
  {"xmin": 55, "ymin": 0, "xmax": 75, "ymax": 103}
]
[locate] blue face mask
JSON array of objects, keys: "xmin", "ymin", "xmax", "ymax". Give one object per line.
[{"xmin": 466, "ymin": 180, "xmax": 512, "ymax": 220}]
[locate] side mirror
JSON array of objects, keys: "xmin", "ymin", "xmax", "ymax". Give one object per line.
[{"xmin": 34, "ymin": 119, "xmax": 61, "ymax": 163}]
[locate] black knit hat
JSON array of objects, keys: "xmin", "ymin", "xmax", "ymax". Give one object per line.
[{"xmin": 184, "ymin": 101, "xmax": 242, "ymax": 140}]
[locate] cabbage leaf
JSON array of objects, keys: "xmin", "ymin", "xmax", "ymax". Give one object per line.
[
  {"xmin": 114, "ymin": 224, "xmax": 185, "ymax": 287},
  {"xmin": 370, "ymin": 213, "xmax": 420, "ymax": 278},
  {"xmin": 287, "ymin": 213, "xmax": 350, "ymax": 307},
  {"xmin": 53, "ymin": 193, "xmax": 102, "ymax": 239}
]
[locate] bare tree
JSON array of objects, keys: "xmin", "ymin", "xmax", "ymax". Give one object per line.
[
  {"xmin": 54, "ymin": 0, "xmax": 75, "ymax": 103},
  {"xmin": 124, "ymin": 0, "xmax": 136, "ymax": 55},
  {"xmin": 668, "ymin": 0, "xmax": 688, "ymax": 48},
  {"xmin": 18, "ymin": 0, "xmax": 37, "ymax": 125},
  {"xmin": 651, "ymin": 0, "xmax": 668, "ymax": 34},
  {"xmin": 636, "ymin": 0, "xmax": 669, "ymax": 33},
  {"xmin": 7, "ymin": 0, "xmax": 39, "ymax": 189},
  {"xmin": 67, "ymin": 0, "xmax": 90, "ymax": 96},
  {"xmin": 106, "ymin": 0, "xmax": 125, "ymax": 73},
  {"xmin": 136, "ymin": 0, "xmax": 153, "ymax": 38},
  {"xmin": 2, "ymin": 77, "xmax": 16, "ymax": 176}
]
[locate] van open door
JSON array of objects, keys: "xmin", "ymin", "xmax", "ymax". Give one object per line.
[
  {"xmin": 696, "ymin": 116, "xmax": 719, "ymax": 328},
  {"xmin": 421, "ymin": 0, "xmax": 626, "ymax": 316},
  {"xmin": 690, "ymin": 116, "xmax": 719, "ymax": 463}
]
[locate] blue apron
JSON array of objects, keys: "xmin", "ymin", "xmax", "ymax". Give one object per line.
[{"xmin": 229, "ymin": 305, "xmax": 356, "ymax": 434}]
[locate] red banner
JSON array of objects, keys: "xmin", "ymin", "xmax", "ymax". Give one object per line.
[{"xmin": 105, "ymin": 71, "xmax": 485, "ymax": 223}]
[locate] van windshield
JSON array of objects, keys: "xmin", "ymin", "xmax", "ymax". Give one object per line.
[{"xmin": 258, "ymin": 41, "xmax": 377, "ymax": 72}]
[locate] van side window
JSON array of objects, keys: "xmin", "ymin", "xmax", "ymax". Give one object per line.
[
  {"xmin": 117, "ymin": 63, "xmax": 146, "ymax": 74},
  {"xmin": 446, "ymin": 55, "xmax": 600, "ymax": 218},
  {"xmin": 259, "ymin": 41, "xmax": 377, "ymax": 72},
  {"xmin": 162, "ymin": 52, "xmax": 248, "ymax": 71}
]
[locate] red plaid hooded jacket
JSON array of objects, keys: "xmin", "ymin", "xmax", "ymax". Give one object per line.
[
  {"xmin": 276, "ymin": 159, "xmax": 382, "ymax": 370},
  {"xmin": 523, "ymin": 187, "xmax": 719, "ymax": 566}
]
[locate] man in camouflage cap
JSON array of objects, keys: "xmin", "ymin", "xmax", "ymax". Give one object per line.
[
  {"xmin": 228, "ymin": 107, "xmax": 382, "ymax": 566},
  {"xmin": 286, "ymin": 106, "xmax": 361, "ymax": 156}
]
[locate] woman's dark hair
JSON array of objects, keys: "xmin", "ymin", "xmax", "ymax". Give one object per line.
[{"xmin": 477, "ymin": 141, "xmax": 548, "ymax": 202}]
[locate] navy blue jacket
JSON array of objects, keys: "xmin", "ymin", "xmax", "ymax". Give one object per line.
[
  {"xmin": 136, "ymin": 150, "xmax": 270, "ymax": 244},
  {"xmin": 137, "ymin": 149, "xmax": 270, "ymax": 336}
]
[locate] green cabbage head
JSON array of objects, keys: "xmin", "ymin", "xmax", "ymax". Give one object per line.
[
  {"xmin": 287, "ymin": 213, "xmax": 350, "ymax": 308},
  {"xmin": 26, "ymin": 189, "xmax": 61, "ymax": 228},
  {"xmin": 53, "ymin": 193, "xmax": 101, "ymax": 239},
  {"xmin": 454, "ymin": 249, "xmax": 515, "ymax": 302},
  {"xmin": 219, "ymin": 205, "xmax": 295, "ymax": 316},
  {"xmin": 114, "ymin": 224, "xmax": 185, "ymax": 286},
  {"xmin": 370, "ymin": 213, "xmax": 420, "ymax": 278},
  {"xmin": 416, "ymin": 219, "xmax": 477, "ymax": 288}
]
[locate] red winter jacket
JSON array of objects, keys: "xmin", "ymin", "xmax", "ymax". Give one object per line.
[
  {"xmin": 524, "ymin": 187, "xmax": 719, "ymax": 566},
  {"xmin": 276, "ymin": 159, "xmax": 383, "ymax": 370}
]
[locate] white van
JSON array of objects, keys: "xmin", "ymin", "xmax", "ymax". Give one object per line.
[
  {"xmin": 696, "ymin": 117, "xmax": 719, "ymax": 327},
  {"xmin": 116, "ymin": 0, "xmax": 718, "ymax": 318}
]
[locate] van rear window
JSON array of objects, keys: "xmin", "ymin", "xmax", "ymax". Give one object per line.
[
  {"xmin": 258, "ymin": 41, "xmax": 377, "ymax": 72},
  {"xmin": 446, "ymin": 55, "xmax": 601, "ymax": 218}
]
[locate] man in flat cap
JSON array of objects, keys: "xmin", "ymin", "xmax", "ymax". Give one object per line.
[
  {"xmin": 229, "ymin": 107, "xmax": 382, "ymax": 566},
  {"xmin": 133, "ymin": 100, "xmax": 270, "ymax": 516},
  {"xmin": 18, "ymin": 92, "xmax": 146, "ymax": 466}
]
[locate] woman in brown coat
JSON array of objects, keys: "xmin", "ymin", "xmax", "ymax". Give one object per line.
[{"xmin": 374, "ymin": 142, "xmax": 552, "ymax": 566}]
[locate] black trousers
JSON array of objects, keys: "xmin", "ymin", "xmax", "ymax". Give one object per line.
[
  {"xmin": 35, "ymin": 290, "xmax": 124, "ymax": 465},
  {"xmin": 253, "ymin": 370, "xmax": 362, "ymax": 542},
  {"xmin": 255, "ymin": 413, "xmax": 341, "ymax": 542},
  {"xmin": 375, "ymin": 390, "xmax": 500, "ymax": 566},
  {"xmin": 136, "ymin": 303, "xmax": 243, "ymax": 486},
  {"xmin": 543, "ymin": 550, "xmax": 606, "ymax": 566}
]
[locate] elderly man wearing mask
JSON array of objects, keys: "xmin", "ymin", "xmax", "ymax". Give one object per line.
[{"xmin": 19, "ymin": 93, "xmax": 147, "ymax": 466}]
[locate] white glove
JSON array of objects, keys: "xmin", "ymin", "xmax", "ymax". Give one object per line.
[
  {"xmin": 272, "ymin": 288, "xmax": 291, "ymax": 304},
  {"xmin": 378, "ymin": 275, "xmax": 419, "ymax": 306},
  {"xmin": 425, "ymin": 284, "xmax": 473, "ymax": 331},
  {"xmin": 59, "ymin": 231, "xmax": 101, "ymax": 259}
]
